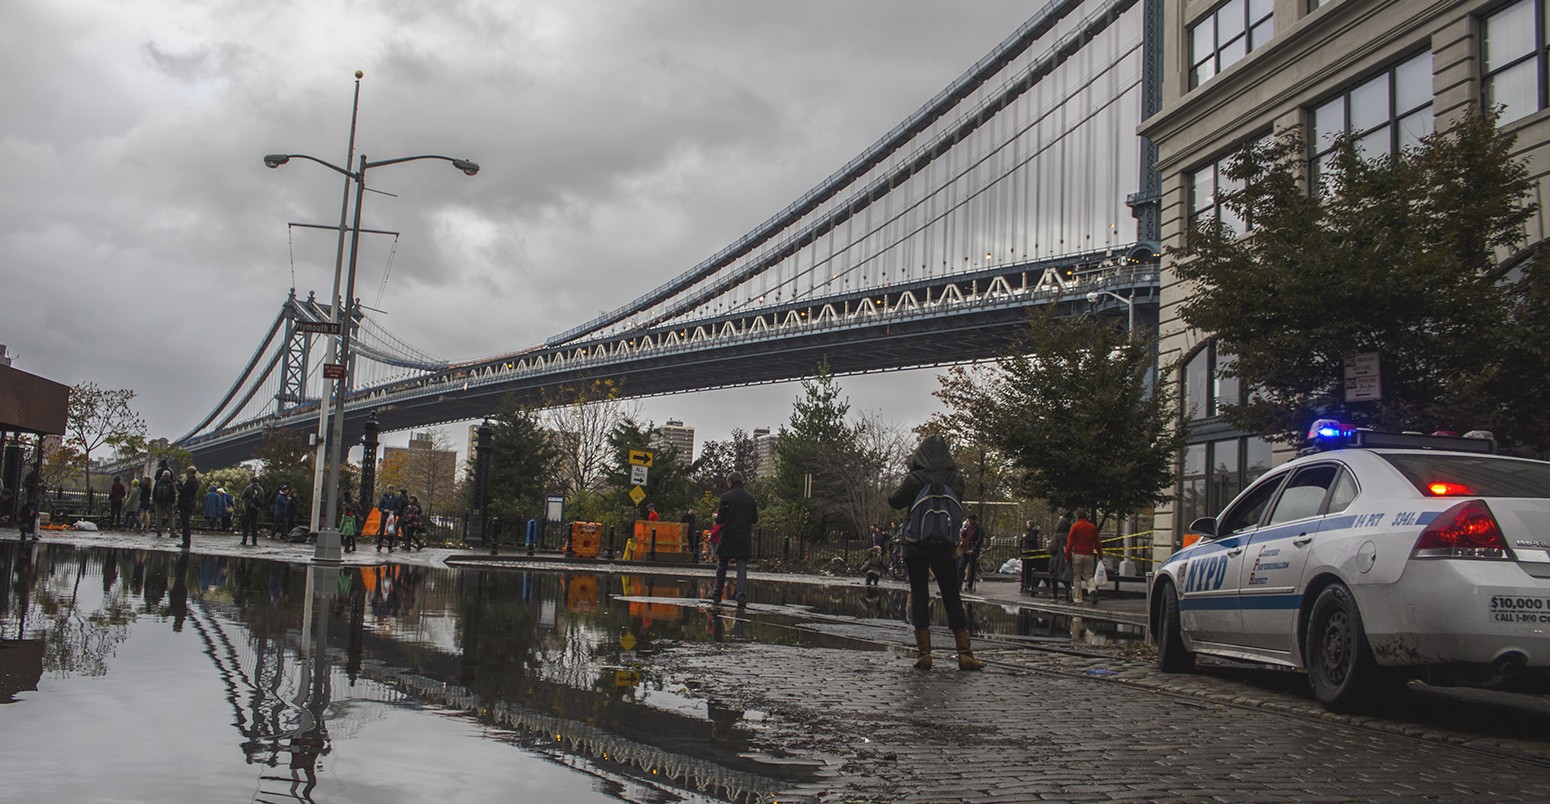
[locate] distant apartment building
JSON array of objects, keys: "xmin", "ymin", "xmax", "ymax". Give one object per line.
[
  {"xmin": 384, "ymin": 432, "xmax": 458, "ymax": 498},
  {"xmin": 653, "ymin": 420, "xmax": 695, "ymax": 464},
  {"xmin": 752, "ymin": 427, "xmax": 775, "ymax": 479}
]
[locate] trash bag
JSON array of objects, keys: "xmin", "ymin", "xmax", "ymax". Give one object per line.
[
  {"xmin": 74, "ymin": 520, "xmax": 100, "ymax": 532},
  {"xmin": 286, "ymin": 526, "xmax": 312, "ymax": 544},
  {"xmin": 998, "ymin": 558, "xmax": 1021, "ymax": 574}
]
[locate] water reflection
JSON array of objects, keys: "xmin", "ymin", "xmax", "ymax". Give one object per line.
[{"xmin": 0, "ymin": 542, "xmax": 1137, "ymax": 802}]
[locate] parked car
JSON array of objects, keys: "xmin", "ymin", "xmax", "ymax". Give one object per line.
[{"xmin": 1152, "ymin": 420, "xmax": 1550, "ymax": 711}]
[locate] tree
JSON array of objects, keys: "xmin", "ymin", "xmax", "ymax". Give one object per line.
[
  {"xmin": 829, "ymin": 410, "xmax": 914, "ymax": 537},
  {"xmin": 935, "ymin": 308, "xmax": 1185, "ymax": 522},
  {"xmin": 387, "ymin": 429, "xmax": 460, "ymax": 517},
  {"xmin": 691, "ymin": 428, "xmax": 759, "ymax": 500},
  {"xmin": 603, "ymin": 417, "xmax": 692, "ymax": 522},
  {"xmin": 770, "ymin": 361, "xmax": 855, "ymax": 538},
  {"xmin": 254, "ymin": 429, "xmax": 312, "ymax": 517},
  {"xmin": 481, "ymin": 394, "xmax": 562, "ymax": 525},
  {"xmin": 1176, "ymin": 110, "xmax": 1550, "ymax": 450},
  {"xmin": 65, "ymin": 384, "xmax": 146, "ymax": 494},
  {"xmin": 540, "ymin": 379, "xmax": 639, "ymax": 495}
]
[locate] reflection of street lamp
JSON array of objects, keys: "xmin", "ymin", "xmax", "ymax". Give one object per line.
[
  {"xmin": 1086, "ymin": 289, "xmax": 1135, "ymax": 334},
  {"xmin": 265, "ymin": 145, "xmax": 478, "ymax": 563}
]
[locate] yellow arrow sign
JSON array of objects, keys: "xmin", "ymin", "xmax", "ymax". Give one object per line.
[{"xmin": 628, "ymin": 449, "xmax": 654, "ymax": 467}]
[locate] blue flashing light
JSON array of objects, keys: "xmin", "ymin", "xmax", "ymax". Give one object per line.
[{"xmin": 1306, "ymin": 418, "xmax": 1353, "ymax": 446}]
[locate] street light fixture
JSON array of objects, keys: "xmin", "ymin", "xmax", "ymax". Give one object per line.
[
  {"xmin": 266, "ymin": 99, "xmax": 478, "ymax": 564},
  {"xmin": 1086, "ymin": 289, "xmax": 1135, "ymax": 334}
]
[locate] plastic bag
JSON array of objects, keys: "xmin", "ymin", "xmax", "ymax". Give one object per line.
[{"xmin": 1092, "ymin": 560, "xmax": 1108, "ymax": 589}]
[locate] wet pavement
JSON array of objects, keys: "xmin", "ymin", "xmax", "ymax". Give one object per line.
[{"xmin": 4, "ymin": 528, "xmax": 1550, "ymax": 802}]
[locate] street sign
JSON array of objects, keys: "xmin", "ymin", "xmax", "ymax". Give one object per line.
[
  {"xmin": 296, "ymin": 320, "xmax": 341, "ymax": 336},
  {"xmin": 629, "ymin": 485, "xmax": 647, "ymax": 505},
  {"xmin": 322, "ymin": 363, "xmax": 346, "ymax": 379},
  {"xmin": 630, "ymin": 465, "xmax": 649, "ymax": 486},
  {"xmin": 1343, "ymin": 352, "xmax": 1382, "ymax": 403},
  {"xmin": 628, "ymin": 449, "xmax": 654, "ymax": 467}
]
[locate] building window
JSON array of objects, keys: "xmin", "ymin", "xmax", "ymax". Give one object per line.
[
  {"xmin": 1484, "ymin": 0, "xmax": 1549, "ymax": 125},
  {"xmin": 1177, "ymin": 436, "xmax": 1274, "ymax": 526},
  {"xmin": 1183, "ymin": 341, "xmax": 1245, "ymax": 420},
  {"xmin": 1190, "ymin": 0, "xmax": 1275, "ymax": 87},
  {"xmin": 1188, "ymin": 153, "xmax": 1247, "ymax": 234},
  {"xmin": 1310, "ymin": 51, "xmax": 1433, "ymax": 183}
]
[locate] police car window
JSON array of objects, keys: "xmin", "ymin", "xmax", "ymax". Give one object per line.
[
  {"xmin": 1380, "ymin": 454, "xmax": 1550, "ymax": 497},
  {"xmin": 1267, "ymin": 465, "xmax": 1338, "ymax": 525},
  {"xmin": 1326, "ymin": 468, "xmax": 1358, "ymax": 513},
  {"xmin": 1218, "ymin": 472, "xmax": 1284, "ymax": 536}
]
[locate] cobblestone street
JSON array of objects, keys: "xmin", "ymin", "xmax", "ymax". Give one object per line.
[{"xmin": 659, "ymin": 616, "xmax": 1550, "ymax": 802}]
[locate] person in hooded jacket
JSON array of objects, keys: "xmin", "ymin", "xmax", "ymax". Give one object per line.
[{"xmin": 887, "ymin": 434, "xmax": 985, "ymax": 671}]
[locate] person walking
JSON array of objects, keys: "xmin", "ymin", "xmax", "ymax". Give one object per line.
[
  {"xmin": 887, "ymin": 434, "xmax": 985, "ymax": 671},
  {"xmin": 401, "ymin": 496, "xmax": 424, "ymax": 550},
  {"xmin": 176, "ymin": 466, "xmax": 200, "ymax": 550},
  {"xmin": 1020, "ymin": 520, "xmax": 1046, "ymax": 593},
  {"xmin": 271, "ymin": 484, "xmax": 293, "ymax": 540},
  {"xmin": 123, "ymin": 478, "xmax": 143, "ymax": 532},
  {"xmin": 1049, "ymin": 513, "xmax": 1072, "ymax": 603},
  {"xmin": 203, "ymin": 484, "xmax": 223, "ymax": 531},
  {"xmin": 109, "ymin": 476, "xmax": 126, "ymax": 529},
  {"xmin": 1065, "ymin": 509, "xmax": 1103, "ymax": 605},
  {"xmin": 681, "ymin": 507, "xmax": 698, "ymax": 562},
  {"xmin": 239, "ymin": 476, "xmax": 264, "ymax": 546},
  {"xmin": 338, "ymin": 503, "xmax": 360, "ymax": 553},
  {"xmin": 220, "ymin": 487, "xmax": 234, "ymax": 532},
  {"xmin": 708, "ymin": 472, "xmax": 757, "ymax": 607},
  {"xmin": 136, "ymin": 476, "xmax": 153, "ymax": 532},
  {"xmin": 152, "ymin": 469, "xmax": 177, "ymax": 537},
  {"xmin": 957, "ymin": 513, "xmax": 988, "ymax": 592}
]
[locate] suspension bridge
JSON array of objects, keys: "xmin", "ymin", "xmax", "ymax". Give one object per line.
[{"xmin": 179, "ymin": 0, "xmax": 1163, "ymax": 468}]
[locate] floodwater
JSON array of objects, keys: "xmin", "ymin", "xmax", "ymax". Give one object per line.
[{"xmin": 0, "ymin": 542, "xmax": 1138, "ymax": 802}]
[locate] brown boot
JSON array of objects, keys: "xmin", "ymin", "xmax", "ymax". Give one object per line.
[
  {"xmin": 912, "ymin": 628, "xmax": 932, "ymax": 670},
  {"xmin": 954, "ymin": 629, "xmax": 985, "ymax": 671}
]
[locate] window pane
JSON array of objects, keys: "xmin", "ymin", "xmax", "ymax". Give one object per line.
[
  {"xmin": 1220, "ymin": 35, "xmax": 1248, "ymax": 72},
  {"xmin": 1349, "ymin": 76, "xmax": 1390, "ymax": 133},
  {"xmin": 1398, "ymin": 109, "xmax": 1433, "ymax": 150},
  {"xmin": 1249, "ymin": 0, "xmax": 1273, "ymax": 22},
  {"xmin": 1488, "ymin": 59, "xmax": 1540, "ymax": 125},
  {"xmin": 1194, "ymin": 57, "xmax": 1217, "ymax": 87},
  {"xmin": 1219, "ymin": 472, "xmax": 1281, "ymax": 536},
  {"xmin": 1192, "ymin": 20, "xmax": 1215, "ymax": 67},
  {"xmin": 1215, "ymin": 352, "xmax": 1241, "ymax": 410},
  {"xmin": 1393, "ymin": 52, "xmax": 1432, "ymax": 115},
  {"xmin": 1184, "ymin": 443, "xmax": 1208, "ymax": 476},
  {"xmin": 1313, "ymin": 97, "xmax": 1346, "ymax": 150},
  {"xmin": 1220, "ymin": 0, "xmax": 1247, "ymax": 40},
  {"xmin": 1245, "ymin": 437, "xmax": 1273, "ymax": 481},
  {"xmin": 1485, "ymin": 0, "xmax": 1536, "ymax": 72},
  {"xmin": 1185, "ymin": 349, "xmax": 1211, "ymax": 419},
  {"xmin": 1356, "ymin": 125, "xmax": 1390, "ymax": 158},
  {"xmin": 1192, "ymin": 167, "xmax": 1215, "ymax": 215},
  {"xmin": 1268, "ymin": 465, "xmax": 1339, "ymax": 525},
  {"xmin": 1251, "ymin": 19, "xmax": 1274, "ymax": 51},
  {"xmin": 1327, "ymin": 469, "xmax": 1359, "ymax": 513}
]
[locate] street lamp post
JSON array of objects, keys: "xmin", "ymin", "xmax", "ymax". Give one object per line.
[
  {"xmin": 265, "ymin": 148, "xmax": 477, "ymax": 563},
  {"xmin": 1086, "ymin": 289, "xmax": 1135, "ymax": 334}
]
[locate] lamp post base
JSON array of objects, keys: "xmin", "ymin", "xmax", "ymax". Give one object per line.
[{"xmin": 313, "ymin": 527, "xmax": 343, "ymax": 564}]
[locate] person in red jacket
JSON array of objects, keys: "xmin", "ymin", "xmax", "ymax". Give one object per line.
[{"xmin": 1064, "ymin": 509, "xmax": 1103, "ymax": 605}]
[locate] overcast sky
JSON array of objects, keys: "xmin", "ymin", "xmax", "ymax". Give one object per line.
[{"xmin": 2, "ymin": 1, "xmax": 1038, "ymax": 460}]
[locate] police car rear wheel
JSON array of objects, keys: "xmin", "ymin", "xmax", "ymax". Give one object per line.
[
  {"xmin": 1157, "ymin": 581, "xmax": 1195, "ymax": 673},
  {"xmin": 1306, "ymin": 583, "xmax": 1383, "ymax": 712}
]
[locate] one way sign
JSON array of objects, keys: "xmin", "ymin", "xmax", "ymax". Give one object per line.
[{"xmin": 627, "ymin": 449, "xmax": 654, "ymax": 467}]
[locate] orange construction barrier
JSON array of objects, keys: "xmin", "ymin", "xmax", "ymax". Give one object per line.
[
  {"xmin": 569, "ymin": 521, "xmax": 603, "ymax": 558},
  {"xmin": 633, "ymin": 520, "xmax": 686, "ymax": 555}
]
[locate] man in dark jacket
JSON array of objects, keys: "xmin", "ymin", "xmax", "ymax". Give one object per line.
[
  {"xmin": 709, "ymin": 473, "xmax": 757, "ymax": 606},
  {"xmin": 240, "ymin": 476, "xmax": 264, "ymax": 546},
  {"xmin": 109, "ymin": 476, "xmax": 126, "ymax": 529},
  {"xmin": 176, "ymin": 465, "xmax": 200, "ymax": 550},
  {"xmin": 887, "ymin": 434, "xmax": 984, "ymax": 671},
  {"xmin": 681, "ymin": 508, "xmax": 699, "ymax": 563}
]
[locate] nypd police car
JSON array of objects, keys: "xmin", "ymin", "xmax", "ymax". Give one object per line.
[{"xmin": 1152, "ymin": 421, "xmax": 1550, "ymax": 712}]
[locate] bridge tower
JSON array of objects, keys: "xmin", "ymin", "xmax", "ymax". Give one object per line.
[{"xmin": 275, "ymin": 290, "xmax": 314, "ymax": 415}]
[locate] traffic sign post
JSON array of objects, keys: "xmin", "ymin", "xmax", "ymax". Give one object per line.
[
  {"xmin": 630, "ymin": 464, "xmax": 649, "ymax": 486},
  {"xmin": 296, "ymin": 320, "xmax": 342, "ymax": 336},
  {"xmin": 323, "ymin": 363, "xmax": 346, "ymax": 380}
]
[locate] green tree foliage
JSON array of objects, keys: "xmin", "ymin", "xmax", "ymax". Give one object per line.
[
  {"xmin": 691, "ymin": 428, "xmax": 760, "ymax": 500},
  {"xmin": 254, "ymin": 429, "xmax": 312, "ymax": 515},
  {"xmin": 66, "ymin": 383, "xmax": 146, "ymax": 494},
  {"xmin": 935, "ymin": 308, "xmax": 1184, "ymax": 521},
  {"xmin": 479, "ymin": 394, "xmax": 562, "ymax": 524},
  {"xmin": 603, "ymin": 418, "xmax": 692, "ymax": 522},
  {"xmin": 1176, "ymin": 111, "xmax": 1550, "ymax": 449},
  {"xmin": 770, "ymin": 361, "xmax": 856, "ymax": 538}
]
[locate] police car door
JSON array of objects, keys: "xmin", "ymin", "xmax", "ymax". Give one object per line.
[
  {"xmin": 1238, "ymin": 463, "xmax": 1354, "ymax": 654},
  {"xmin": 1180, "ymin": 471, "xmax": 1286, "ymax": 646}
]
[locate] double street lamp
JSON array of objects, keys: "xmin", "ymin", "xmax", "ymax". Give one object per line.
[{"xmin": 264, "ymin": 87, "xmax": 478, "ymax": 563}]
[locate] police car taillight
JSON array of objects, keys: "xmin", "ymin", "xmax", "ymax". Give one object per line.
[
  {"xmin": 1425, "ymin": 481, "xmax": 1474, "ymax": 496},
  {"xmin": 1411, "ymin": 500, "xmax": 1510, "ymax": 559}
]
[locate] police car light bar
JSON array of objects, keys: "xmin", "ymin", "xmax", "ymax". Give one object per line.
[{"xmin": 1305, "ymin": 419, "xmax": 1496, "ymax": 453}]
